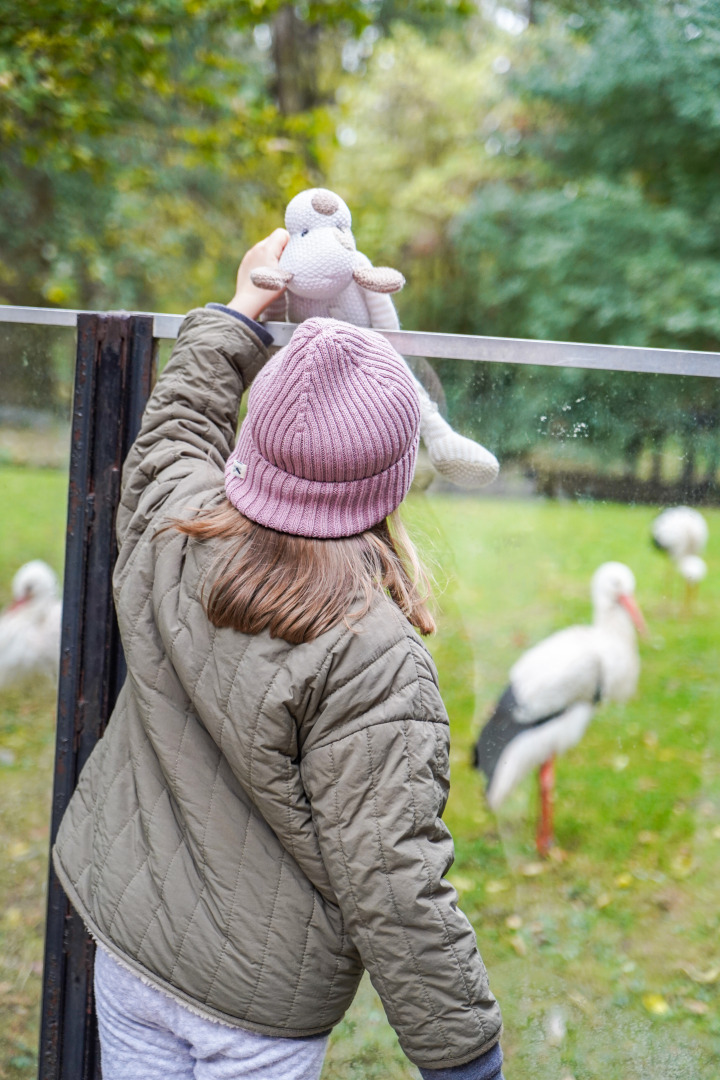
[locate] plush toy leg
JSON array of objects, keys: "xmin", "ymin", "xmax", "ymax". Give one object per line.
[{"xmin": 414, "ymin": 381, "xmax": 499, "ymax": 490}]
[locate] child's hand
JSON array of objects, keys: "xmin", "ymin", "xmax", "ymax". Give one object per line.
[{"xmin": 226, "ymin": 228, "xmax": 290, "ymax": 321}]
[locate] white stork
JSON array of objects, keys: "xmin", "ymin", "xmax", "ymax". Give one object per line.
[
  {"xmin": 473, "ymin": 562, "xmax": 646, "ymax": 856},
  {"xmin": 0, "ymin": 560, "xmax": 62, "ymax": 692},
  {"xmin": 651, "ymin": 506, "xmax": 708, "ymax": 608}
]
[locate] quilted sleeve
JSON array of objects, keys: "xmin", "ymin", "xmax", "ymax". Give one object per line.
[
  {"xmin": 299, "ymin": 632, "xmax": 502, "ymax": 1071},
  {"xmin": 116, "ymin": 307, "xmax": 269, "ymax": 548}
]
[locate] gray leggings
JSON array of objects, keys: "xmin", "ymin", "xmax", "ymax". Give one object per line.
[{"xmin": 94, "ymin": 948, "xmax": 329, "ymax": 1080}]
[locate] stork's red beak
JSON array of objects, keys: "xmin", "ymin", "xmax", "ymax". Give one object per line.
[
  {"xmin": 7, "ymin": 596, "xmax": 29, "ymax": 612},
  {"xmin": 619, "ymin": 594, "xmax": 647, "ymax": 635}
]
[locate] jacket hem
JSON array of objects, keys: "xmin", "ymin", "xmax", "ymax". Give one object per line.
[{"xmin": 52, "ymin": 849, "xmax": 338, "ymax": 1041}]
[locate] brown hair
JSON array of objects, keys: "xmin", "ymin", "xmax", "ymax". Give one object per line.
[{"xmin": 167, "ymin": 499, "xmax": 435, "ymax": 644}]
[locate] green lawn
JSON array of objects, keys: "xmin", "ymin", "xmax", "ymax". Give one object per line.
[
  {"xmin": 1, "ymin": 465, "xmax": 719, "ymax": 1078},
  {"xmin": 0, "ymin": 467, "xmax": 66, "ymax": 1080}
]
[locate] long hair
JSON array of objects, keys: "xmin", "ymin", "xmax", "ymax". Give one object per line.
[{"xmin": 166, "ymin": 499, "xmax": 435, "ymax": 644}]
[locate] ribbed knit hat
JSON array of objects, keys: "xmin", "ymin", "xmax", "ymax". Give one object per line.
[{"xmin": 225, "ymin": 318, "xmax": 420, "ymax": 538}]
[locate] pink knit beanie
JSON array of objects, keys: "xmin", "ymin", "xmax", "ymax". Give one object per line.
[{"xmin": 225, "ymin": 318, "xmax": 420, "ymax": 538}]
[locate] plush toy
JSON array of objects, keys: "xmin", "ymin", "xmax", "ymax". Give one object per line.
[{"xmin": 251, "ymin": 188, "xmax": 499, "ymax": 489}]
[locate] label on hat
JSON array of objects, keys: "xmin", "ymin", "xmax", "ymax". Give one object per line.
[{"xmin": 232, "ymin": 461, "xmax": 247, "ymax": 480}]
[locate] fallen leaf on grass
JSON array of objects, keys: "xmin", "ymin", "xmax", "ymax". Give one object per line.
[
  {"xmin": 521, "ymin": 861, "xmax": 545, "ymax": 877},
  {"xmin": 712, "ymin": 826, "xmax": 720, "ymax": 841},
  {"xmin": 595, "ymin": 892, "xmax": 612, "ymax": 909},
  {"xmin": 678, "ymin": 964, "xmax": 720, "ymax": 985},
  {"xmin": 642, "ymin": 993, "xmax": 670, "ymax": 1016},
  {"xmin": 545, "ymin": 1008, "xmax": 566, "ymax": 1046},
  {"xmin": 568, "ymin": 991, "xmax": 591, "ymax": 1014},
  {"xmin": 548, "ymin": 846, "xmax": 568, "ymax": 864},
  {"xmin": 612, "ymin": 754, "xmax": 629, "ymax": 772},
  {"xmin": 7, "ymin": 841, "xmax": 29, "ymax": 859},
  {"xmin": 643, "ymin": 731, "xmax": 659, "ymax": 749},
  {"xmin": 670, "ymin": 852, "xmax": 695, "ymax": 879},
  {"xmin": 637, "ymin": 830, "xmax": 657, "ymax": 845},
  {"xmin": 485, "ymin": 879, "xmax": 510, "ymax": 894},
  {"xmin": 637, "ymin": 776, "xmax": 657, "ymax": 792},
  {"xmin": 4, "ymin": 907, "xmax": 22, "ymax": 928},
  {"xmin": 505, "ymin": 914, "xmax": 523, "ymax": 930},
  {"xmin": 510, "ymin": 935, "xmax": 527, "ymax": 956},
  {"xmin": 448, "ymin": 874, "xmax": 475, "ymax": 893},
  {"xmin": 615, "ymin": 872, "xmax": 633, "ymax": 888},
  {"xmin": 684, "ymin": 999, "xmax": 709, "ymax": 1016}
]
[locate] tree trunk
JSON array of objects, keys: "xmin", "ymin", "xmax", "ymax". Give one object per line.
[{"xmin": 271, "ymin": 5, "xmax": 323, "ymax": 115}]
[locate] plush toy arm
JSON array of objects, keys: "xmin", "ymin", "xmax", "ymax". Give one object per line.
[
  {"xmin": 352, "ymin": 264, "xmax": 405, "ymax": 294},
  {"xmin": 353, "ymin": 254, "xmax": 401, "ymax": 331},
  {"xmin": 250, "ymin": 267, "xmax": 294, "ymax": 291}
]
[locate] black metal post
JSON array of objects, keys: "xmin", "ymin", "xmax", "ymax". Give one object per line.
[{"xmin": 39, "ymin": 314, "xmax": 157, "ymax": 1080}]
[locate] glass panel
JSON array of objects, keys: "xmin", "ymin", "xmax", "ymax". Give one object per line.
[
  {"xmin": 325, "ymin": 358, "xmax": 719, "ymax": 1078},
  {"xmin": 0, "ymin": 322, "xmax": 73, "ymax": 1073},
  {"xmin": 2, "ymin": 327, "xmax": 718, "ymax": 1078}
]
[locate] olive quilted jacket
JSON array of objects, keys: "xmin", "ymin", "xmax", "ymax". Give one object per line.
[{"xmin": 53, "ymin": 307, "xmax": 502, "ymax": 1071}]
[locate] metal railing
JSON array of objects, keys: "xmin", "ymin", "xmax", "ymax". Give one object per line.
[{"xmin": 3, "ymin": 303, "xmax": 720, "ymax": 377}]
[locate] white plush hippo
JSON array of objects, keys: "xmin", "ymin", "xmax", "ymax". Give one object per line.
[{"xmin": 251, "ymin": 188, "xmax": 499, "ymax": 490}]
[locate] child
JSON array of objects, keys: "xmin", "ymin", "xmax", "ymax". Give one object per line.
[{"xmin": 53, "ymin": 229, "xmax": 504, "ymax": 1080}]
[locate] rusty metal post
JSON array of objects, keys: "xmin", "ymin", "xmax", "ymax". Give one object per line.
[{"xmin": 39, "ymin": 314, "xmax": 157, "ymax": 1080}]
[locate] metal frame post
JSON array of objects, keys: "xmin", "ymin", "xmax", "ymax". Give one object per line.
[{"xmin": 39, "ymin": 314, "xmax": 157, "ymax": 1080}]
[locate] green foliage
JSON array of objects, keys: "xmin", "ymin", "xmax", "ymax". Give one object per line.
[
  {"xmin": 0, "ymin": 0, "xmax": 319, "ymax": 307},
  {"xmin": 327, "ymin": 3, "xmax": 720, "ymax": 477},
  {"xmin": 0, "ymin": 0, "xmax": 480, "ymax": 310},
  {"xmin": 446, "ymin": 1, "xmax": 720, "ymax": 470},
  {"xmin": 525, "ymin": 0, "xmax": 720, "ymax": 213},
  {"xmin": 453, "ymin": 181, "xmax": 720, "ymax": 348}
]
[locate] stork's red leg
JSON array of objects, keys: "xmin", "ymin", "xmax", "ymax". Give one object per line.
[{"xmin": 536, "ymin": 757, "xmax": 555, "ymax": 857}]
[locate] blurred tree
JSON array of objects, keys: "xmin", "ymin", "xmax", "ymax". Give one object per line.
[
  {"xmin": 328, "ymin": 2, "xmax": 720, "ymax": 484},
  {"xmin": 450, "ymin": 0, "xmax": 720, "ymax": 479},
  {"xmin": 0, "ymin": 0, "xmax": 317, "ymax": 311},
  {"xmin": 0, "ymin": 0, "xmax": 476, "ymax": 314}
]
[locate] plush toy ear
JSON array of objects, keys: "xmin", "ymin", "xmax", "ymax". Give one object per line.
[
  {"xmin": 250, "ymin": 267, "xmax": 294, "ymax": 290},
  {"xmin": 352, "ymin": 265, "xmax": 405, "ymax": 294},
  {"xmin": 311, "ymin": 190, "xmax": 340, "ymax": 215}
]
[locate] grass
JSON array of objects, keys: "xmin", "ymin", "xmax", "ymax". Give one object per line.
[
  {"xmin": 1, "ymin": 465, "xmax": 719, "ymax": 1078},
  {"xmin": 0, "ymin": 466, "xmax": 66, "ymax": 1080}
]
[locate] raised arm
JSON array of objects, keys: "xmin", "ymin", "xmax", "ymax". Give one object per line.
[{"xmin": 116, "ymin": 229, "xmax": 289, "ymax": 548}]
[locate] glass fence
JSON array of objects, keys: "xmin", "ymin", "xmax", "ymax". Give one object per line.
[
  {"xmin": 0, "ymin": 319, "xmax": 74, "ymax": 1077},
  {"xmin": 0, "ymin": 312, "xmax": 718, "ymax": 1079}
]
